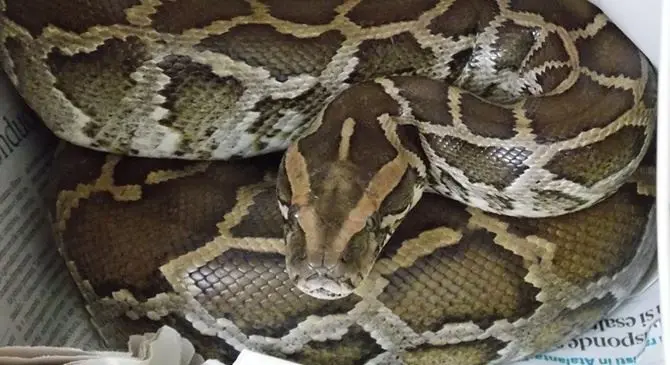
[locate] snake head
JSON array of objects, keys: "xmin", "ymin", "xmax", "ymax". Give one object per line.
[
  {"xmin": 280, "ymin": 201, "xmax": 385, "ymax": 300},
  {"xmin": 277, "ymin": 141, "xmax": 424, "ymax": 300},
  {"xmin": 275, "ymin": 81, "xmax": 427, "ymax": 300}
]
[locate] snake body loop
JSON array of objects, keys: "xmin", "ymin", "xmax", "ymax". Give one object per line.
[{"xmin": 0, "ymin": 0, "xmax": 658, "ymax": 364}]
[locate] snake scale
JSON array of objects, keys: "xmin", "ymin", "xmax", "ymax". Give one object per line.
[{"xmin": 0, "ymin": 0, "xmax": 659, "ymax": 364}]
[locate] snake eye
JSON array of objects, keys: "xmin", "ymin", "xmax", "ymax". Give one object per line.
[
  {"xmin": 278, "ymin": 201, "xmax": 290, "ymax": 220},
  {"xmin": 286, "ymin": 205, "xmax": 301, "ymax": 227},
  {"xmin": 288, "ymin": 205, "xmax": 299, "ymax": 218},
  {"xmin": 283, "ymin": 205, "xmax": 301, "ymax": 242},
  {"xmin": 365, "ymin": 213, "xmax": 379, "ymax": 230}
]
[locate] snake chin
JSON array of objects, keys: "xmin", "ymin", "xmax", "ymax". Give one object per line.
[
  {"xmin": 281, "ymin": 184, "xmax": 389, "ymax": 299},
  {"xmin": 294, "ymin": 274, "xmax": 356, "ymax": 300},
  {"xmin": 285, "ymin": 242, "xmax": 368, "ymax": 300},
  {"xmin": 283, "ymin": 218, "xmax": 384, "ymax": 300}
]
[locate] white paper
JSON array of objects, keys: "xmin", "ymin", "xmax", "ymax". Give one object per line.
[{"xmin": 0, "ymin": 326, "xmax": 209, "ymax": 365}]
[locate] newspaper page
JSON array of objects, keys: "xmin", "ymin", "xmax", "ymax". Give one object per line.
[
  {"xmin": 514, "ymin": 280, "xmax": 664, "ymax": 365},
  {"xmin": 0, "ymin": 0, "xmax": 666, "ymax": 363},
  {"xmin": 0, "ymin": 70, "xmax": 102, "ymax": 350}
]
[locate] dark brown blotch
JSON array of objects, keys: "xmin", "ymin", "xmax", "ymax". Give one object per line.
[
  {"xmin": 151, "ymin": 0, "xmax": 252, "ymax": 33},
  {"xmin": 53, "ymin": 144, "xmax": 112, "ymax": 192},
  {"xmin": 58, "ymin": 151, "xmax": 279, "ymax": 298},
  {"xmin": 525, "ymin": 32, "xmax": 570, "ymax": 69},
  {"xmin": 576, "ymin": 22, "xmax": 642, "ymax": 79},
  {"xmin": 494, "ymin": 213, "xmax": 540, "ymax": 238},
  {"xmin": 491, "ymin": 21, "xmax": 540, "ymax": 71},
  {"xmin": 348, "ymin": 32, "xmax": 435, "ymax": 83},
  {"xmin": 382, "ymin": 192, "xmax": 471, "ymax": 259},
  {"xmin": 545, "ymin": 126, "xmax": 648, "ymax": 187},
  {"xmin": 5, "ymin": 0, "xmax": 139, "ymax": 36},
  {"xmin": 428, "ymin": 0, "xmax": 500, "ymax": 39},
  {"xmin": 196, "ymin": 24, "xmax": 345, "ymax": 81},
  {"xmin": 61, "ymin": 174, "xmax": 223, "ymax": 299},
  {"xmin": 378, "ymin": 168, "xmax": 421, "ymax": 218},
  {"xmin": 345, "ymin": 116, "xmax": 401, "ymax": 180},
  {"xmin": 286, "ymin": 325, "xmax": 383, "ymax": 364},
  {"xmin": 379, "ymin": 229, "xmax": 540, "ymax": 332},
  {"xmin": 397, "ymin": 124, "xmax": 428, "ymax": 163},
  {"xmin": 425, "ymin": 135, "xmax": 531, "ymax": 189},
  {"xmin": 298, "ymin": 81, "xmax": 401, "ymax": 174},
  {"xmin": 156, "ymin": 55, "xmax": 245, "ymax": 155},
  {"xmin": 261, "ymin": 0, "xmax": 344, "ymax": 25},
  {"xmin": 394, "ymin": 76, "xmax": 453, "ymax": 127},
  {"xmin": 445, "ymin": 48, "xmax": 475, "ymax": 84},
  {"xmin": 229, "ymin": 188, "xmax": 284, "ymax": 239},
  {"xmin": 403, "ymin": 338, "xmax": 506, "ymax": 365},
  {"xmin": 346, "ymin": 0, "xmax": 439, "ymax": 27},
  {"xmin": 508, "ymin": 0, "xmax": 600, "ymax": 30},
  {"xmin": 526, "ymin": 75, "xmax": 635, "ymax": 142},
  {"xmin": 460, "ymin": 92, "xmax": 517, "ymax": 138},
  {"xmin": 47, "ymin": 37, "xmax": 149, "ymax": 141},
  {"xmin": 534, "ymin": 65, "xmax": 572, "ymax": 93}
]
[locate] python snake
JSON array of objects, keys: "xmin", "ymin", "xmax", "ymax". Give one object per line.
[{"xmin": 0, "ymin": 0, "xmax": 659, "ymax": 364}]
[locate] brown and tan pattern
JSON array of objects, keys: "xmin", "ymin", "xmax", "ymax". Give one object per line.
[
  {"xmin": 0, "ymin": 1, "xmax": 658, "ymax": 364},
  {"xmin": 51, "ymin": 143, "xmax": 656, "ymax": 365}
]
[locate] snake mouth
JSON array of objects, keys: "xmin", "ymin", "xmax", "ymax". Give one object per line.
[{"xmin": 295, "ymin": 274, "xmax": 355, "ymax": 300}]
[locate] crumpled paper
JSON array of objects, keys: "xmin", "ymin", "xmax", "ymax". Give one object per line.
[{"xmin": 0, "ymin": 326, "xmax": 222, "ymax": 365}]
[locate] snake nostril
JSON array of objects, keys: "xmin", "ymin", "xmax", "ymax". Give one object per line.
[
  {"xmin": 307, "ymin": 261, "xmax": 316, "ymax": 270},
  {"xmin": 307, "ymin": 262, "xmax": 329, "ymax": 275},
  {"xmin": 287, "ymin": 270, "xmax": 299, "ymax": 282}
]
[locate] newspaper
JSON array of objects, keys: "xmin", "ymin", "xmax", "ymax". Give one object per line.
[
  {"xmin": 516, "ymin": 279, "xmax": 665, "ymax": 365},
  {"xmin": 0, "ymin": 71, "xmax": 103, "ymax": 352},
  {"xmin": 0, "ymin": 0, "xmax": 665, "ymax": 364}
]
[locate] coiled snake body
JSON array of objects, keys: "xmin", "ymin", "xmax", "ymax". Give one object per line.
[{"xmin": 0, "ymin": 0, "xmax": 658, "ymax": 364}]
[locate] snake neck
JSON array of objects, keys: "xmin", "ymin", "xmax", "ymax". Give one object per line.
[{"xmin": 276, "ymin": 80, "xmax": 428, "ymax": 299}]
